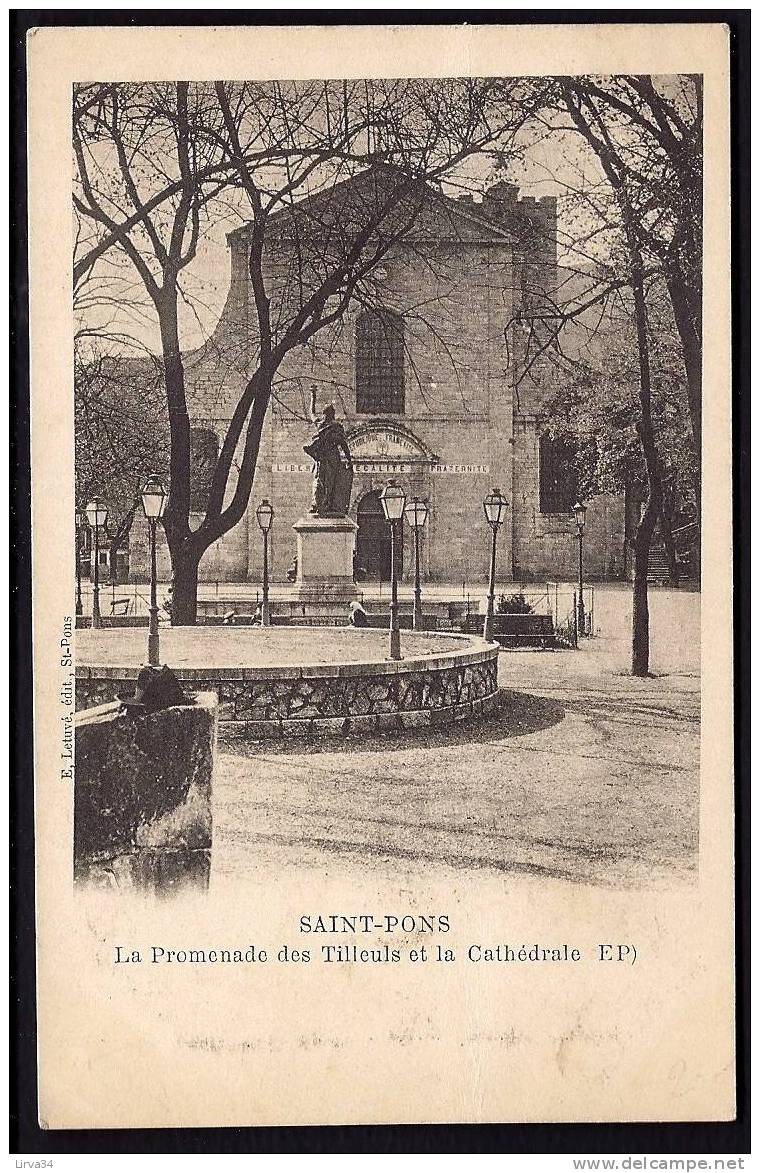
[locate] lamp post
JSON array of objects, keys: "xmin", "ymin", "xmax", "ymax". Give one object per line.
[
  {"xmin": 404, "ymin": 497, "xmax": 428, "ymax": 631},
  {"xmin": 573, "ymin": 500, "xmax": 587, "ymax": 636},
  {"xmin": 482, "ymin": 488, "xmax": 508, "ymax": 643},
  {"xmin": 380, "ymin": 481, "xmax": 406, "ymax": 660},
  {"xmin": 85, "ymin": 497, "xmax": 108, "ymax": 630},
  {"xmin": 255, "ymin": 499, "xmax": 275, "ymax": 626},
  {"xmin": 140, "ymin": 476, "xmax": 168, "ymax": 666},
  {"xmin": 74, "ymin": 506, "xmax": 83, "ymax": 617}
]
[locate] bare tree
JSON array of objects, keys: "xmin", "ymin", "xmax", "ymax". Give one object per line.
[
  {"xmin": 74, "ymin": 78, "xmax": 533, "ymax": 622},
  {"xmin": 496, "ymin": 75, "xmax": 701, "ymax": 674},
  {"xmin": 564, "ymin": 78, "xmax": 702, "ymax": 457},
  {"xmin": 556, "ymin": 78, "xmax": 702, "ymax": 563},
  {"xmin": 556, "ymin": 78, "xmax": 701, "ymax": 674},
  {"xmin": 74, "ymin": 340, "xmax": 169, "ymax": 576},
  {"xmin": 507, "ymin": 250, "xmax": 695, "ymax": 675}
]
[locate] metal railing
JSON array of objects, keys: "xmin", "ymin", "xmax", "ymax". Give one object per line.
[
  {"xmin": 546, "ymin": 582, "xmax": 594, "ymax": 647},
  {"xmin": 83, "ymin": 577, "xmax": 595, "ymax": 639}
]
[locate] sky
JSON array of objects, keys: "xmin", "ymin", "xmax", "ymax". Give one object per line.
[{"xmin": 72, "ymin": 81, "xmax": 629, "ymax": 357}]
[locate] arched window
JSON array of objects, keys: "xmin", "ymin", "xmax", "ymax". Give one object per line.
[
  {"xmin": 189, "ymin": 427, "xmax": 219, "ymax": 513},
  {"xmin": 356, "ymin": 309, "xmax": 405, "ymax": 415},
  {"xmin": 539, "ymin": 434, "xmax": 578, "ymax": 514}
]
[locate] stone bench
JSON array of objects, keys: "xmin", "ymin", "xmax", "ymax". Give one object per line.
[
  {"xmin": 76, "ymin": 615, "xmax": 150, "ymax": 629},
  {"xmin": 461, "ymin": 612, "xmax": 557, "ymax": 648},
  {"xmin": 362, "ymin": 614, "xmax": 441, "ymax": 631}
]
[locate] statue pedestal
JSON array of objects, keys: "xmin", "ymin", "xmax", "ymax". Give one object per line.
[{"xmin": 293, "ymin": 515, "xmax": 358, "ymax": 605}]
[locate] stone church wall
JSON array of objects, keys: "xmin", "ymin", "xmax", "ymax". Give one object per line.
[
  {"xmin": 129, "ymin": 184, "xmax": 626, "ymax": 587},
  {"xmin": 177, "ymin": 234, "xmax": 520, "ymax": 585},
  {"xmin": 510, "ymin": 418, "xmax": 626, "ymax": 581}
]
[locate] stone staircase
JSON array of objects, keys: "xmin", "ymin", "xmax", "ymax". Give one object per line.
[{"xmin": 647, "ymin": 542, "xmax": 671, "ymax": 584}]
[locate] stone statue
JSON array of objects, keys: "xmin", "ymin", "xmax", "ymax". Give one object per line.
[{"xmin": 303, "ymin": 386, "xmax": 354, "ymax": 517}]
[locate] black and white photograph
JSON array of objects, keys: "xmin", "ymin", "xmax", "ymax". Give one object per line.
[
  {"xmin": 72, "ymin": 71, "xmax": 702, "ymax": 893},
  {"xmin": 21, "ymin": 20, "xmax": 738, "ymax": 1136}
]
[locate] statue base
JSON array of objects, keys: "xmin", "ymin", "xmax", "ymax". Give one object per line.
[{"xmin": 293, "ymin": 515, "xmax": 358, "ymax": 604}]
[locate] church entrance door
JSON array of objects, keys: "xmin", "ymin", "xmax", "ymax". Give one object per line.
[{"xmin": 355, "ymin": 491, "xmax": 401, "ymax": 581}]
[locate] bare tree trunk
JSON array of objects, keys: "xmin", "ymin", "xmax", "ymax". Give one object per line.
[
  {"xmin": 155, "ymin": 292, "xmax": 196, "ymax": 624},
  {"xmin": 631, "ymin": 499, "xmax": 659, "ymax": 675},
  {"xmin": 665, "ymin": 269, "xmax": 702, "ymax": 578},
  {"xmin": 667, "ymin": 274, "xmax": 702, "ymax": 457},
  {"xmin": 559, "ymin": 79, "xmax": 701, "ymax": 609},
  {"xmin": 158, "ymin": 297, "xmax": 191, "ymax": 534},
  {"xmin": 629, "ymin": 243, "xmax": 663, "ymax": 677},
  {"xmin": 171, "ymin": 546, "xmax": 200, "ymax": 626}
]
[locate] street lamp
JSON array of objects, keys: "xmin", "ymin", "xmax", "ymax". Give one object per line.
[
  {"xmin": 110, "ymin": 542, "xmax": 117, "ymax": 615},
  {"xmin": 255, "ymin": 498, "xmax": 275, "ymax": 626},
  {"xmin": 404, "ymin": 497, "xmax": 428, "ymax": 631},
  {"xmin": 573, "ymin": 500, "xmax": 587, "ymax": 636},
  {"xmin": 482, "ymin": 488, "xmax": 508, "ymax": 643},
  {"xmin": 85, "ymin": 497, "xmax": 108, "ymax": 631},
  {"xmin": 74, "ymin": 506, "xmax": 83, "ymax": 617},
  {"xmin": 380, "ymin": 481, "xmax": 406, "ymax": 660},
  {"xmin": 140, "ymin": 476, "xmax": 167, "ymax": 665}
]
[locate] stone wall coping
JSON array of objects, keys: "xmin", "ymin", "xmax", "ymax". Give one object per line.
[
  {"xmin": 74, "ymin": 699, "xmax": 122, "ymax": 726},
  {"xmin": 75, "ymin": 691, "xmax": 218, "ymax": 718},
  {"xmin": 293, "ymin": 515, "xmax": 358, "ymax": 533},
  {"xmin": 74, "ymin": 636, "xmax": 498, "ymax": 684}
]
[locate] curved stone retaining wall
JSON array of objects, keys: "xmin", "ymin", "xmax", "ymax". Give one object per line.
[{"xmin": 75, "ymin": 634, "xmax": 500, "ymax": 739}]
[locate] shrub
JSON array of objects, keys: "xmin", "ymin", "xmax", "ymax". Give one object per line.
[{"xmin": 497, "ymin": 592, "xmax": 534, "ymax": 615}]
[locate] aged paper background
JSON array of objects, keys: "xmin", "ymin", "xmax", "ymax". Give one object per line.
[{"xmin": 28, "ymin": 23, "xmax": 734, "ymax": 1128}]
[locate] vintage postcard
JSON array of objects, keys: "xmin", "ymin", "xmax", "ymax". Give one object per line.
[{"xmin": 27, "ymin": 22, "xmax": 734, "ymax": 1129}]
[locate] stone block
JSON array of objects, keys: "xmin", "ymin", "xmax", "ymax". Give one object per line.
[
  {"xmin": 293, "ymin": 515, "xmax": 357, "ymax": 600},
  {"xmin": 312, "ymin": 716, "xmax": 351, "ymax": 737},
  {"xmin": 376, "ymin": 713, "xmax": 405, "ymax": 733},
  {"xmin": 242, "ymin": 664, "xmax": 301, "ymax": 680},
  {"xmin": 290, "ymin": 703, "xmax": 322, "ymax": 720},
  {"xmin": 374, "ymin": 697, "xmax": 399, "ymax": 715},
  {"xmin": 338, "ymin": 660, "xmax": 382, "ymax": 677},
  {"xmin": 196, "ymin": 667, "xmax": 222, "ymax": 681},
  {"xmin": 280, "ymin": 718, "xmax": 316, "ymax": 739},
  {"xmin": 399, "ymin": 710, "xmax": 432, "ymax": 729},
  {"xmin": 344, "ymin": 713, "xmax": 378, "ymax": 735},
  {"xmin": 73, "ymin": 691, "xmax": 217, "ymax": 895},
  {"xmin": 315, "ymin": 689, "xmax": 347, "ymax": 718},
  {"xmin": 300, "ymin": 663, "xmax": 341, "ymax": 678},
  {"xmin": 236, "ymin": 717, "xmax": 279, "ymax": 736}
]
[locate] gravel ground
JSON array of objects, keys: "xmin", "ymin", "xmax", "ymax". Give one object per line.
[
  {"xmin": 76, "ymin": 625, "xmax": 471, "ymax": 668},
  {"xmin": 214, "ymin": 628, "xmax": 700, "ymax": 891}
]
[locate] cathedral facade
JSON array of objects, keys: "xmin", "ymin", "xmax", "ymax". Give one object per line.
[{"xmin": 131, "ymin": 173, "xmax": 626, "ymax": 587}]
